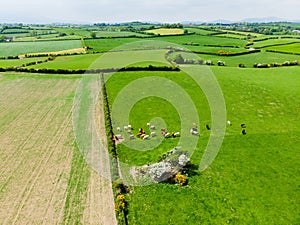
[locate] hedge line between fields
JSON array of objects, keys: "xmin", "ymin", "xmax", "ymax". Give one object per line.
[
  {"xmin": 0, "ymin": 65, "xmax": 180, "ymax": 74},
  {"xmin": 101, "ymin": 73, "xmax": 129, "ymax": 225}
]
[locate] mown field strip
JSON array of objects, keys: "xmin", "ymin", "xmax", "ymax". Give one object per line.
[
  {"xmin": 0, "ymin": 77, "xmax": 78, "ymax": 224},
  {"xmin": 82, "ymin": 87, "xmax": 117, "ymax": 225}
]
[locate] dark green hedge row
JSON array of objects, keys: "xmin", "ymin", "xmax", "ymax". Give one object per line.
[
  {"xmin": 253, "ymin": 60, "xmax": 299, "ymax": 68},
  {"xmin": 265, "ymin": 49, "xmax": 300, "ymax": 55},
  {"xmin": 0, "ymin": 65, "xmax": 179, "ymax": 74}
]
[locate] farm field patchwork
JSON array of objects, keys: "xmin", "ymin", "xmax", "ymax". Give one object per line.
[{"xmin": 0, "ymin": 22, "xmax": 299, "ymax": 225}]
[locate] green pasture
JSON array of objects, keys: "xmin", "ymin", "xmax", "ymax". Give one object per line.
[
  {"xmin": 95, "ymin": 31, "xmax": 148, "ymax": 37},
  {"xmin": 105, "ymin": 66, "xmax": 300, "ymax": 224},
  {"xmin": 169, "ymin": 51, "xmax": 300, "ymax": 67},
  {"xmin": 0, "ymin": 40, "xmax": 82, "ymax": 57},
  {"xmin": 186, "ymin": 28, "xmax": 219, "ymax": 35},
  {"xmin": 85, "ymin": 35, "xmax": 249, "ymax": 54},
  {"xmin": 28, "ymin": 50, "xmax": 171, "ymax": 70},
  {"xmin": 215, "ymin": 33, "xmax": 248, "ymax": 39},
  {"xmin": 220, "ymin": 29, "xmax": 264, "ymax": 37},
  {"xmin": 263, "ymin": 42, "xmax": 300, "ymax": 54},
  {"xmin": 149, "ymin": 35, "xmax": 248, "ymax": 47},
  {"xmin": 0, "ymin": 57, "xmax": 49, "ymax": 68},
  {"xmin": 252, "ymin": 38, "xmax": 300, "ymax": 48},
  {"xmin": 84, "ymin": 38, "xmax": 141, "ymax": 52}
]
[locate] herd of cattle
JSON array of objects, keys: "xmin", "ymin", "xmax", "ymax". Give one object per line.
[{"xmin": 114, "ymin": 120, "xmax": 247, "ymax": 142}]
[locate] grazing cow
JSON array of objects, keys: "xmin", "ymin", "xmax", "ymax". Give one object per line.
[
  {"xmin": 124, "ymin": 126, "xmax": 128, "ymax": 130},
  {"xmin": 114, "ymin": 134, "xmax": 119, "ymax": 141},
  {"xmin": 161, "ymin": 128, "xmax": 166, "ymax": 131},
  {"xmin": 242, "ymin": 129, "xmax": 246, "ymax": 135},
  {"xmin": 130, "ymin": 134, "xmax": 135, "ymax": 140},
  {"xmin": 151, "ymin": 132, "xmax": 156, "ymax": 137},
  {"xmin": 190, "ymin": 129, "xmax": 199, "ymax": 135},
  {"xmin": 174, "ymin": 132, "xmax": 180, "ymax": 137},
  {"xmin": 147, "ymin": 122, "xmax": 151, "ymax": 127},
  {"xmin": 139, "ymin": 128, "xmax": 145, "ymax": 134},
  {"xmin": 190, "ymin": 128, "xmax": 198, "ymax": 133},
  {"xmin": 117, "ymin": 127, "xmax": 121, "ymax": 132},
  {"xmin": 116, "ymin": 134, "xmax": 123, "ymax": 139},
  {"xmin": 227, "ymin": 120, "xmax": 232, "ymax": 126},
  {"xmin": 128, "ymin": 125, "xmax": 132, "ymax": 129},
  {"xmin": 164, "ymin": 132, "xmax": 170, "ymax": 138},
  {"xmin": 206, "ymin": 124, "xmax": 210, "ymax": 130},
  {"xmin": 150, "ymin": 125, "xmax": 156, "ymax": 130},
  {"xmin": 241, "ymin": 124, "xmax": 246, "ymax": 128},
  {"xmin": 143, "ymin": 135, "xmax": 150, "ymax": 140}
]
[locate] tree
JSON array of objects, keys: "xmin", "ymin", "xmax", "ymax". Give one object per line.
[
  {"xmin": 174, "ymin": 54, "xmax": 184, "ymax": 64},
  {"xmin": 90, "ymin": 32, "xmax": 97, "ymax": 38}
]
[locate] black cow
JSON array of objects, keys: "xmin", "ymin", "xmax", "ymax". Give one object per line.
[{"xmin": 242, "ymin": 129, "xmax": 246, "ymax": 135}]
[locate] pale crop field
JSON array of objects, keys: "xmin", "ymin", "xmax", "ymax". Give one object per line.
[
  {"xmin": 0, "ymin": 73, "xmax": 117, "ymax": 225},
  {"xmin": 145, "ymin": 28, "xmax": 185, "ymax": 35}
]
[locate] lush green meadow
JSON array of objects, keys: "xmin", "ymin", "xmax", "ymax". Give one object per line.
[
  {"xmin": 169, "ymin": 51, "xmax": 300, "ymax": 67},
  {"xmin": 252, "ymin": 38, "xmax": 300, "ymax": 48},
  {"xmin": 0, "ymin": 40, "xmax": 82, "ymax": 57},
  {"xmin": 0, "ymin": 57, "xmax": 49, "ymax": 68},
  {"xmin": 28, "ymin": 50, "xmax": 171, "ymax": 70},
  {"xmin": 264, "ymin": 43, "xmax": 300, "ymax": 54},
  {"xmin": 106, "ymin": 66, "xmax": 300, "ymax": 224},
  {"xmin": 186, "ymin": 27, "xmax": 219, "ymax": 35}
]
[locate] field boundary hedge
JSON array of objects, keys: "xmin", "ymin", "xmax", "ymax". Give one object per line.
[
  {"xmin": 101, "ymin": 73, "xmax": 129, "ymax": 225},
  {"xmin": 0, "ymin": 65, "xmax": 180, "ymax": 74}
]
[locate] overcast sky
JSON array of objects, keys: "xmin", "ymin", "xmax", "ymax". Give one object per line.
[{"xmin": 0, "ymin": 0, "xmax": 299, "ymax": 23}]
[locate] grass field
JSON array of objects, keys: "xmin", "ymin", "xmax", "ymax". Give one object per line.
[
  {"xmin": 169, "ymin": 51, "xmax": 300, "ymax": 67},
  {"xmin": 85, "ymin": 35, "xmax": 249, "ymax": 54},
  {"xmin": 85, "ymin": 38, "xmax": 141, "ymax": 52},
  {"xmin": 145, "ymin": 28, "xmax": 185, "ymax": 35},
  {"xmin": 263, "ymin": 42, "xmax": 300, "ymax": 54},
  {"xmin": 186, "ymin": 28, "xmax": 219, "ymax": 35},
  {"xmin": 28, "ymin": 49, "xmax": 171, "ymax": 70},
  {"xmin": 95, "ymin": 31, "xmax": 148, "ymax": 37},
  {"xmin": 0, "ymin": 40, "xmax": 83, "ymax": 57},
  {"xmin": 252, "ymin": 38, "xmax": 300, "ymax": 48},
  {"xmin": 0, "ymin": 57, "xmax": 49, "ymax": 68},
  {"xmin": 105, "ymin": 66, "xmax": 300, "ymax": 224}
]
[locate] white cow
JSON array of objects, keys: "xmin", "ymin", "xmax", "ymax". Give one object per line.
[
  {"xmin": 143, "ymin": 135, "xmax": 150, "ymax": 140},
  {"xmin": 150, "ymin": 125, "xmax": 156, "ymax": 130}
]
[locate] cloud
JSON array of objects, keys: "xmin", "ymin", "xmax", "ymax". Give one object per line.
[{"xmin": 0, "ymin": 0, "xmax": 299, "ymax": 23}]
